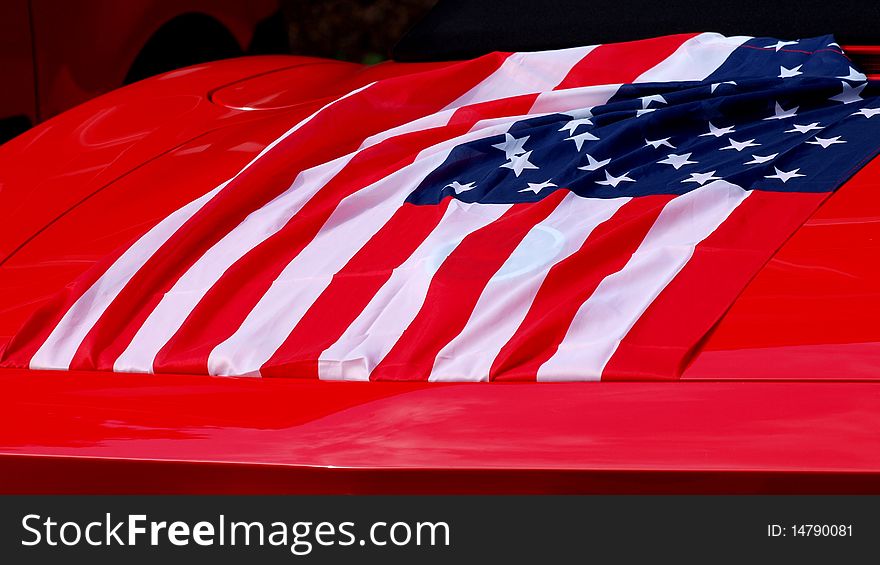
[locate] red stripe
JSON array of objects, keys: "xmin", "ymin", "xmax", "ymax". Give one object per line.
[
  {"xmin": 554, "ymin": 33, "xmax": 698, "ymax": 89},
  {"xmin": 259, "ymin": 200, "xmax": 453, "ymax": 378},
  {"xmin": 152, "ymin": 96, "xmax": 538, "ymax": 375},
  {"xmin": 602, "ymin": 190, "xmax": 829, "ymax": 381},
  {"xmin": 446, "ymin": 94, "xmax": 538, "ymax": 127},
  {"xmin": 0, "ymin": 245, "xmax": 128, "ymax": 368},
  {"xmin": 370, "ymin": 191, "xmax": 568, "ymax": 381},
  {"xmin": 490, "ymin": 195, "xmax": 673, "ymax": 381},
  {"xmin": 60, "ymin": 57, "xmax": 510, "ymax": 372}
]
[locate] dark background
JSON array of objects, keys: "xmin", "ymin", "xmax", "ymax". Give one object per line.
[
  {"xmin": 280, "ymin": 0, "xmax": 436, "ymax": 64},
  {"xmin": 2, "ymin": 0, "xmax": 879, "ymax": 144}
]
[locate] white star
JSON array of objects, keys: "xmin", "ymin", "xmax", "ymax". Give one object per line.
[
  {"xmin": 828, "ymin": 42, "xmax": 841, "ymax": 49},
  {"xmin": 501, "ymin": 150, "xmax": 539, "ymax": 177},
  {"xmin": 565, "ymin": 131, "xmax": 600, "ymax": 151},
  {"xmin": 765, "ymin": 40, "xmax": 798, "ymax": 52},
  {"xmin": 853, "ymin": 107, "xmax": 880, "ymax": 118},
  {"xmin": 595, "ymin": 170, "xmax": 635, "ymax": 188},
  {"xmin": 699, "ymin": 121, "xmax": 735, "ymax": 137},
  {"xmin": 778, "ymin": 65, "xmax": 803, "ymax": 78},
  {"xmin": 519, "ymin": 179, "xmax": 557, "ymax": 194},
  {"xmin": 492, "ymin": 133, "xmax": 529, "ymax": 159},
  {"xmin": 683, "ymin": 171, "xmax": 722, "ymax": 185},
  {"xmin": 764, "ymin": 102, "xmax": 799, "ymax": 120},
  {"xmin": 838, "ymin": 67, "xmax": 867, "ymax": 82},
  {"xmin": 830, "ymin": 81, "xmax": 866, "ymax": 104},
  {"xmin": 578, "ymin": 154, "xmax": 611, "ymax": 171},
  {"xmin": 558, "ymin": 117, "xmax": 593, "ymax": 134},
  {"xmin": 635, "ymin": 108, "xmax": 656, "ymax": 117},
  {"xmin": 807, "ymin": 135, "xmax": 846, "ymax": 148},
  {"xmin": 764, "ymin": 167, "xmax": 805, "ymax": 183},
  {"xmin": 710, "ymin": 81, "xmax": 737, "ymax": 93},
  {"xmin": 785, "ymin": 122, "xmax": 823, "ymax": 134},
  {"xmin": 744, "ymin": 153, "xmax": 778, "ymax": 165},
  {"xmin": 565, "ymin": 107, "xmax": 594, "ymax": 121},
  {"xmin": 445, "ymin": 181, "xmax": 476, "ymax": 194},
  {"xmin": 719, "ymin": 138, "xmax": 760, "ymax": 152},
  {"xmin": 640, "ymin": 94, "xmax": 667, "ymax": 109},
  {"xmin": 645, "ymin": 137, "xmax": 675, "ymax": 149},
  {"xmin": 657, "ymin": 153, "xmax": 697, "ymax": 169}
]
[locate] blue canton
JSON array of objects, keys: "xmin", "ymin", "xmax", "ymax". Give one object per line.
[{"xmin": 408, "ymin": 35, "xmax": 880, "ymax": 205}]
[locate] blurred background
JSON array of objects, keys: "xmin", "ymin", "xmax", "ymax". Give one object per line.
[
  {"xmin": 282, "ymin": 0, "xmax": 435, "ymax": 65},
  {"xmin": 0, "ymin": 0, "xmax": 436, "ymax": 143},
  {"xmin": 5, "ymin": 0, "xmax": 878, "ymax": 144}
]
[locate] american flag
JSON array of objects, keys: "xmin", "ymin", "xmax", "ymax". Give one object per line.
[{"xmin": 4, "ymin": 33, "xmax": 879, "ymax": 381}]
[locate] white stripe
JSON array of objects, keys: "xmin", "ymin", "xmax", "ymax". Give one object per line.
[
  {"xmin": 529, "ymin": 33, "xmax": 749, "ymax": 113},
  {"xmin": 634, "ymin": 32, "xmax": 751, "ymax": 83},
  {"xmin": 444, "ymin": 45, "xmax": 598, "ymax": 109},
  {"xmin": 370, "ymin": 43, "xmax": 599, "ymax": 145},
  {"xmin": 360, "ymin": 108, "xmax": 456, "ymax": 148},
  {"xmin": 536, "ymin": 181, "xmax": 750, "ymax": 381},
  {"xmin": 318, "ymin": 201, "xmax": 511, "ymax": 381},
  {"xmin": 27, "ymin": 83, "xmax": 374, "ymax": 371},
  {"xmin": 428, "ymin": 194, "xmax": 629, "ymax": 382},
  {"xmin": 529, "ymin": 83, "xmax": 623, "ymax": 114},
  {"xmin": 29, "ymin": 186, "xmax": 221, "ymax": 370}
]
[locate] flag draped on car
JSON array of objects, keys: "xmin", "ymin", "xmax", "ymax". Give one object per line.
[{"xmin": 3, "ymin": 33, "xmax": 879, "ymax": 380}]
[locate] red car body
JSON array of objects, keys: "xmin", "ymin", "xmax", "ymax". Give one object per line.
[
  {"xmin": 0, "ymin": 0, "xmax": 277, "ymax": 131},
  {"xmin": 2, "ymin": 49, "xmax": 880, "ymax": 494}
]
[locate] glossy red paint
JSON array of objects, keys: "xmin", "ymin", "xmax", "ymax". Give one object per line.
[
  {"xmin": 210, "ymin": 59, "xmax": 460, "ymax": 111},
  {"xmin": 0, "ymin": 0, "xmax": 277, "ymax": 127},
  {"xmin": 0, "ymin": 56, "xmax": 309, "ymax": 282},
  {"xmin": 844, "ymin": 45, "xmax": 880, "ymax": 79},
  {"xmin": 2, "ymin": 370, "xmax": 880, "ymax": 493},
  {"xmin": 2, "ymin": 51, "xmax": 880, "ymax": 493},
  {"xmin": 684, "ymin": 154, "xmax": 880, "ymax": 380}
]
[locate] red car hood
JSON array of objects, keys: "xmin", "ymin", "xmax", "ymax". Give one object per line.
[{"xmin": 1, "ymin": 53, "xmax": 879, "ymax": 492}]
